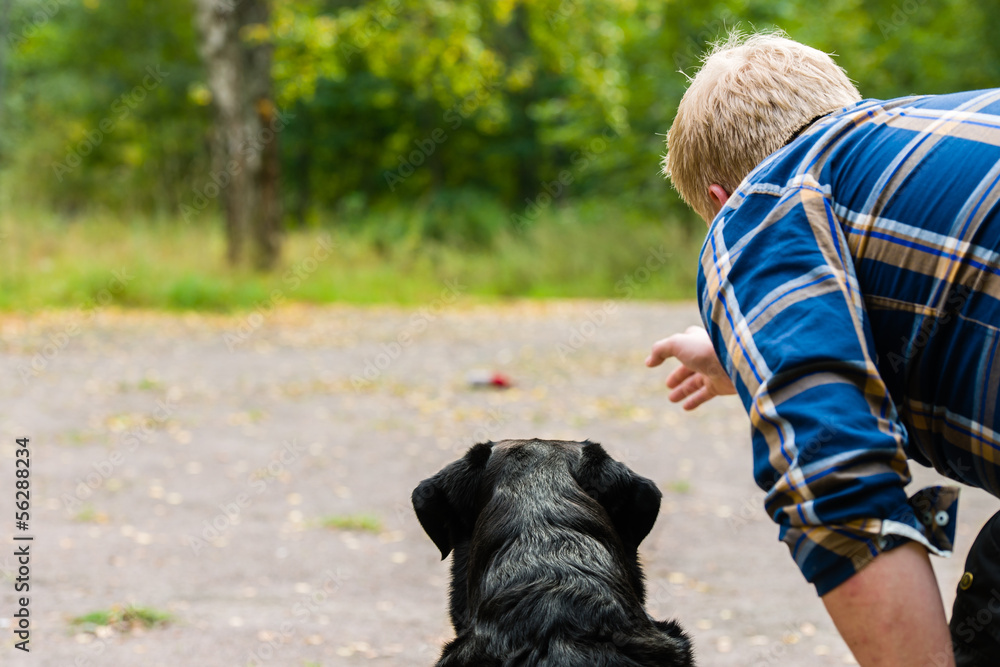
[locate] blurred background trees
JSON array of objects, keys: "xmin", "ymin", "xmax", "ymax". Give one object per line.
[
  {"xmin": 1, "ymin": 0, "xmax": 998, "ymax": 277},
  {"xmin": 194, "ymin": 0, "xmax": 282, "ymax": 268}
]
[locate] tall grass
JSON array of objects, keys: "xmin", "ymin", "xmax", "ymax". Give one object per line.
[{"xmin": 0, "ymin": 199, "xmax": 703, "ymax": 312}]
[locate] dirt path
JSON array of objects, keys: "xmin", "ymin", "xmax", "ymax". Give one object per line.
[{"xmin": 0, "ymin": 302, "xmax": 994, "ymax": 666}]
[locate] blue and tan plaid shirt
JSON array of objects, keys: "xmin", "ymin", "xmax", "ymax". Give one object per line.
[{"xmin": 699, "ymin": 89, "xmax": 1000, "ymax": 595}]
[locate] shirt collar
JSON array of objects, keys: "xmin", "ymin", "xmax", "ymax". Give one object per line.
[{"xmin": 783, "ymin": 112, "xmax": 834, "ymax": 146}]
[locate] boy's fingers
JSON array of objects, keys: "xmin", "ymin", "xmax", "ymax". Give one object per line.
[
  {"xmin": 683, "ymin": 386, "xmax": 713, "ymax": 410},
  {"xmin": 666, "ymin": 364, "xmax": 694, "ymax": 389},
  {"xmin": 645, "ymin": 337, "xmax": 677, "ymax": 367},
  {"xmin": 668, "ymin": 374, "xmax": 703, "ymax": 404}
]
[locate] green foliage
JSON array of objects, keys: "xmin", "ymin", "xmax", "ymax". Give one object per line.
[
  {"xmin": 735, "ymin": 0, "xmax": 1000, "ymax": 98},
  {"xmin": 269, "ymin": 0, "xmax": 673, "ymax": 218},
  {"xmin": 2, "ymin": 0, "xmax": 999, "ymax": 258},
  {"xmin": 4, "ymin": 0, "xmax": 210, "ymax": 212}
]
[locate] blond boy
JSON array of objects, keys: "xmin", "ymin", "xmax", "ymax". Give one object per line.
[{"xmin": 649, "ymin": 32, "xmax": 1000, "ymax": 666}]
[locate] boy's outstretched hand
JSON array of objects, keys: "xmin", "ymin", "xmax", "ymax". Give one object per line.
[{"xmin": 646, "ymin": 326, "xmax": 736, "ymax": 410}]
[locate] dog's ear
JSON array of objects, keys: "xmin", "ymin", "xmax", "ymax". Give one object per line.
[
  {"xmin": 574, "ymin": 441, "xmax": 662, "ymax": 551},
  {"xmin": 412, "ymin": 442, "xmax": 493, "ymax": 560}
]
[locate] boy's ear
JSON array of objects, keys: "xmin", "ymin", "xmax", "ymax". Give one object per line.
[
  {"xmin": 411, "ymin": 442, "xmax": 493, "ymax": 559},
  {"xmin": 708, "ymin": 184, "xmax": 730, "ymax": 216}
]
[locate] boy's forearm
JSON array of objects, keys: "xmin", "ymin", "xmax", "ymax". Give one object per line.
[{"xmin": 821, "ymin": 541, "xmax": 954, "ymax": 666}]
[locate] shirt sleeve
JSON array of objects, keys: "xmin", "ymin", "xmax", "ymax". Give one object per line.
[{"xmin": 698, "ymin": 177, "xmax": 958, "ymax": 596}]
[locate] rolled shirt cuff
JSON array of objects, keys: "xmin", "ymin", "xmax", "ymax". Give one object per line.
[{"xmin": 792, "ymin": 485, "xmax": 960, "ymax": 596}]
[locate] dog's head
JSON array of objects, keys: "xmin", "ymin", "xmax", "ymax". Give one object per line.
[
  {"xmin": 413, "ymin": 440, "xmax": 692, "ymax": 666},
  {"xmin": 411, "ymin": 439, "xmax": 661, "ymax": 562}
]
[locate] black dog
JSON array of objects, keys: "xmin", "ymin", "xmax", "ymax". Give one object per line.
[{"xmin": 412, "ymin": 439, "xmax": 694, "ymax": 666}]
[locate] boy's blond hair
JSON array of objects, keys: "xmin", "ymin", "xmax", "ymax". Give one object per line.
[{"xmin": 663, "ymin": 31, "xmax": 861, "ymax": 222}]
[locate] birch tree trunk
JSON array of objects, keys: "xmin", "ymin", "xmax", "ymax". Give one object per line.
[
  {"xmin": 0, "ymin": 0, "xmax": 10, "ymax": 166},
  {"xmin": 194, "ymin": 0, "xmax": 282, "ymax": 269}
]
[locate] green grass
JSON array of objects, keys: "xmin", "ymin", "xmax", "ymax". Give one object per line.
[
  {"xmin": 71, "ymin": 604, "xmax": 172, "ymax": 632},
  {"xmin": 72, "ymin": 504, "xmax": 101, "ymax": 523},
  {"xmin": 666, "ymin": 479, "xmax": 692, "ymax": 494},
  {"xmin": 0, "ymin": 199, "xmax": 703, "ymax": 312},
  {"xmin": 318, "ymin": 514, "xmax": 383, "ymax": 533}
]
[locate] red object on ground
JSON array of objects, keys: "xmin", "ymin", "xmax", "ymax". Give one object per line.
[
  {"xmin": 466, "ymin": 370, "xmax": 513, "ymax": 389},
  {"xmin": 488, "ymin": 372, "xmax": 512, "ymax": 388}
]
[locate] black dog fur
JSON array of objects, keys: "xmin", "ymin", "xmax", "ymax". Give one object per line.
[{"xmin": 412, "ymin": 439, "xmax": 695, "ymax": 666}]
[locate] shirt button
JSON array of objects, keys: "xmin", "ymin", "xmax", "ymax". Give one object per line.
[
  {"xmin": 921, "ymin": 511, "xmax": 934, "ymax": 525},
  {"xmin": 960, "ymin": 572, "xmax": 974, "ymax": 590},
  {"xmin": 935, "ymin": 511, "xmax": 949, "ymax": 526}
]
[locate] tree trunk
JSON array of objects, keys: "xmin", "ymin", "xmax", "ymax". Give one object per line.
[
  {"xmin": 0, "ymin": 0, "xmax": 10, "ymax": 167},
  {"xmin": 194, "ymin": 0, "xmax": 282, "ymax": 270}
]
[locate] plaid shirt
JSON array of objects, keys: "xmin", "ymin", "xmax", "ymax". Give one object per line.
[{"xmin": 699, "ymin": 89, "xmax": 1000, "ymax": 595}]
